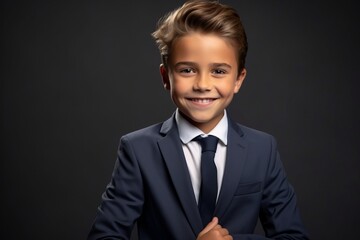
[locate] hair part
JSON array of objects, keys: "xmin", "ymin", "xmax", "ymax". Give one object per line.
[{"xmin": 152, "ymin": 0, "xmax": 248, "ymax": 73}]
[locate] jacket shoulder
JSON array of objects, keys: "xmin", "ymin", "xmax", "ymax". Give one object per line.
[
  {"xmin": 235, "ymin": 123, "xmax": 277, "ymax": 145},
  {"xmin": 121, "ymin": 122, "xmax": 163, "ymax": 142}
]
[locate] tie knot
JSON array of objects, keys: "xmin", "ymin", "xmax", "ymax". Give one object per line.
[{"xmin": 194, "ymin": 135, "xmax": 219, "ymax": 153}]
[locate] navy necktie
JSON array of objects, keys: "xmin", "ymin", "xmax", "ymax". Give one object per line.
[{"xmin": 194, "ymin": 135, "xmax": 219, "ymax": 226}]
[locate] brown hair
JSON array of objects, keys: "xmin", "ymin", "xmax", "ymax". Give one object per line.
[{"xmin": 152, "ymin": 0, "xmax": 248, "ymax": 72}]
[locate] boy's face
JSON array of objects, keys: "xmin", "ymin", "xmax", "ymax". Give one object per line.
[{"xmin": 161, "ymin": 33, "xmax": 246, "ymax": 133}]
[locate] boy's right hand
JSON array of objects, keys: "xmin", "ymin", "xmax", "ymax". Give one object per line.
[{"xmin": 197, "ymin": 217, "xmax": 233, "ymax": 240}]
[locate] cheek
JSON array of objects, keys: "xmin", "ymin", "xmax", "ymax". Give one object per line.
[
  {"xmin": 218, "ymin": 82, "xmax": 238, "ymax": 96},
  {"xmin": 171, "ymin": 80, "xmax": 189, "ymax": 94}
]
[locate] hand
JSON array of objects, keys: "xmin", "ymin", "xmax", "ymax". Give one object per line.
[{"xmin": 197, "ymin": 217, "xmax": 233, "ymax": 240}]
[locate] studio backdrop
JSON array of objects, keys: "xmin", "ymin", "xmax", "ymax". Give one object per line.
[{"xmin": 1, "ymin": 1, "xmax": 359, "ymax": 239}]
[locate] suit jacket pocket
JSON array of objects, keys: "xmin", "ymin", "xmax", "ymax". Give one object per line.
[{"xmin": 234, "ymin": 182, "xmax": 262, "ymax": 196}]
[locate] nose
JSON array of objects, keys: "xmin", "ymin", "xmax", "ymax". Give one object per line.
[{"xmin": 193, "ymin": 73, "xmax": 211, "ymax": 91}]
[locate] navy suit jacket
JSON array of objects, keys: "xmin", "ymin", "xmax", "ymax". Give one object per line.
[{"xmin": 88, "ymin": 114, "xmax": 309, "ymax": 239}]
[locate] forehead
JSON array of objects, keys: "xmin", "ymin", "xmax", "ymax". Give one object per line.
[{"xmin": 169, "ymin": 33, "xmax": 238, "ymax": 65}]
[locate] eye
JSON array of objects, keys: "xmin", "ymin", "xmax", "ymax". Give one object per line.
[
  {"xmin": 212, "ymin": 68, "xmax": 227, "ymax": 75},
  {"xmin": 179, "ymin": 68, "xmax": 196, "ymax": 74},
  {"xmin": 178, "ymin": 67, "xmax": 197, "ymax": 76}
]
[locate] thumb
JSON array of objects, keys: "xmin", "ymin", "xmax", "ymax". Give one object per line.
[{"xmin": 202, "ymin": 217, "xmax": 219, "ymax": 233}]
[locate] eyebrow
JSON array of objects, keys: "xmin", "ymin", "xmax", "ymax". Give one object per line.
[
  {"xmin": 210, "ymin": 63, "xmax": 232, "ymax": 69},
  {"xmin": 174, "ymin": 62, "xmax": 232, "ymax": 69},
  {"xmin": 174, "ymin": 62, "xmax": 198, "ymax": 68}
]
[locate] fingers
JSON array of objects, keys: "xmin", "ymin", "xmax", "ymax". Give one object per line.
[
  {"xmin": 197, "ymin": 217, "xmax": 220, "ymax": 239},
  {"xmin": 197, "ymin": 217, "xmax": 233, "ymax": 240},
  {"xmin": 216, "ymin": 226, "xmax": 229, "ymax": 236},
  {"xmin": 224, "ymin": 235, "xmax": 233, "ymax": 240},
  {"xmin": 201, "ymin": 217, "xmax": 219, "ymax": 234}
]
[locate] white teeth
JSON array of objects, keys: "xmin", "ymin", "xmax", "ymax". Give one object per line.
[{"xmin": 192, "ymin": 98, "xmax": 213, "ymax": 103}]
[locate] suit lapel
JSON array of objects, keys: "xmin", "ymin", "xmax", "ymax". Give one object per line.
[
  {"xmin": 158, "ymin": 115, "xmax": 203, "ymax": 235},
  {"xmin": 214, "ymin": 118, "xmax": 248, "ymax": 219}
]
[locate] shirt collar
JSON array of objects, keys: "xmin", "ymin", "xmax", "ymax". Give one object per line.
[{"xmin": 175, "ymin": 109, "xmax": 228, "ymax": 145}]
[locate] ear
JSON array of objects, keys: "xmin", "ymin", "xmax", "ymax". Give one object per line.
[
  {"xmin": 234, "ymin": 68, "xmax": 247, "ymax": 93},
  {"xmin": 160, "ymin": 64, "xmax": 170, "ymax": 90}
]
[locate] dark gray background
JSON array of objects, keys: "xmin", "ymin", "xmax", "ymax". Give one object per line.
[{"xmin": 1, "ymin": 0, "xmax": 359, "ymax": 239}]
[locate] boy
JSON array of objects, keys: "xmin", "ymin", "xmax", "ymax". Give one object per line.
[{"xmin": 88, "ymin": 1, "xmax": 308, "ymax": 239}]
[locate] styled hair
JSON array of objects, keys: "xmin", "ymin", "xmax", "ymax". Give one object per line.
[{"xmin": 152, "ymin": 0, "xmax": 248, "ymax": 72}]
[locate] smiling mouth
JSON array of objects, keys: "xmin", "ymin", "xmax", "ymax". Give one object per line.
[{"xmin": 188, "ymin": 98, "xmax": 217, "ymax": 104}]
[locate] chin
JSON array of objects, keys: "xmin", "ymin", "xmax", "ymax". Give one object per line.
[{"xmin": 188, "ymin": 115, "xmax": 214, "ymax": 125}]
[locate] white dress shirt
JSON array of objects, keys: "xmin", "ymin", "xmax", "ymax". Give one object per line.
[{"xmin": 175, "ymin": 109, "xmax": 228, "ymax": 203}]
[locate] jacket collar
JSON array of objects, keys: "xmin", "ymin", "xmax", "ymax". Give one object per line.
[
  {"xmin": 158, "ymin": 114, "xmax": 203, "ymax": 235},
  {"xmin": 158, "ymin": 113, "xmax": 248, "ymax": 231}
]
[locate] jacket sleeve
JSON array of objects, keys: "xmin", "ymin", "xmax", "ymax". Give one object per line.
[
  {"xmin": 87, "ymin": 136, "xmax": 144, "ymax": 240},
  {"xmin": 234, "ymin": 136, "xmax": 309, "ymax": 240}
]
